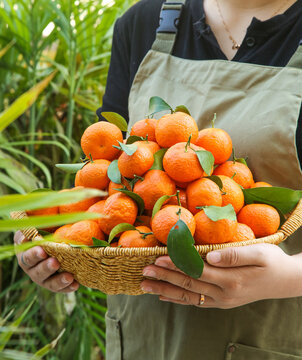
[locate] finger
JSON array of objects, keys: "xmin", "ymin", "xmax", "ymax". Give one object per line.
[
  {"xmin": 143, "ymin": 264, "xmax": 222, "ymax": 298},
  {"xmin": 206, "ymin": 244, "xmax": 268, "ymax": 268},
  {"xmin": 159, "ymin": 295, "xmax": 217, "ymax": 308},
  {"xmin": 59, "ymin": 281, "xmax": 80, "ymax": 293},
  {"xmin": 154, "ymin": 256, "xmax": 226, "ymax": 287},
  {"xmin": 28, "ymin": 257, "xmax": 60, "ymax": 283},
  {"xmin": 17, "ymin": 246, "xmax": 48, "ymax": 270},
  {"xmin": 141, "ymin": 279, "xmax": 208, "ymax": 307},
  {"xmin": 14, "ymin": 231, "xmax": 27, "ymax": 245},
  {"xmin": 43, "ymin": 272, "xmax": 76, "ymax": 292}
]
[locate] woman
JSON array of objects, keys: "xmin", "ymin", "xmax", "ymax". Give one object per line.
[{"xmin": 15, "ymin": 0, "xmax": 302, "ymax": 359}]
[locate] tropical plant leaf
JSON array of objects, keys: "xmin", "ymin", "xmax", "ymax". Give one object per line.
[
  {"xmin": 243, "ymin": 187, "xmax": 302, "ymax": 215},
  {"xmin": 32, "ymin": 328, "xmax": 65, "ymax": 358},
  {"xmin": 107, "ymin": 160, "xmax": 121, "ymax": 184},
  {"xmin": 100, "ymin": 112, "xmax": 128, "ymax": 131},
  {"xmin": 0, "ymin": 71, "xmax": 57, "ymax": 132},
  {"xmin": 108, "ymin": 223, "xmax": 136, "ymax": 243},
  {"xmin": 150, "ymin": 148, "xmax": 168, "ymax": 171},
  {"xmin": 148, "ymin": 96, "xmax": 172, "ymax": 116},
  {"xmin": 0, "ymin": 40, "xmax": 15, "ymax": 59},
  {"xmin": 200, "ymin": 205, "xmax": 237, "ymax": 221},
  {"xmin": 0, "ymin": 188, "xmax": 106, "ymax": 216},
  {"xmin": 55, "ymin": 163, "xmax": 85, "ymax": 173},
  {"xmin": 174, "ymin": 105, "xmax": 191, "ymax": 115},
  {"xmin": 152, "ymin": 194, "xmax": 174, "ymax": 219},
  {"xmin": 167, "ymin": 219, "xmax": 204, "ymax": 279},
  {"xmin": 195, "ymin": 150, "xmax": 214, "ymax": 176},
  {"xmin": 116, "ymin": 189, "xmax": 145, "ymax": 215}
]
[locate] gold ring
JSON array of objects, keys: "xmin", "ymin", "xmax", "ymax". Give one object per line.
[{"xmin": 199, "ymin": 294, "xmax": 205, "ymax": 306}]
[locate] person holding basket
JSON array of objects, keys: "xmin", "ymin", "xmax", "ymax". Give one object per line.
[{"xmin": 15, "ymin": 0, "xmax": 302, "ymax": 358}]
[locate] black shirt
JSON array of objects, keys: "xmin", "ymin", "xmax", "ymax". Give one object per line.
[{"xmin": 97, "ymin": 0, "xmax": 302, "ymax": 165}]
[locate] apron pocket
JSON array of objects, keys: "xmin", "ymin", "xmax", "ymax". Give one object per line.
[
  {"xmin": 225, "ymin": 343, "xmax": 302, "ymax": 360},
  {"xmin": 105, "ymin": 313, "xmax": 123, "ymax": 360}
]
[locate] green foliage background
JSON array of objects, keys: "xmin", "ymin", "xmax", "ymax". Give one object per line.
[{"xmin": 0, "ymin": 0, "xmax": 134, "ymax": 358}]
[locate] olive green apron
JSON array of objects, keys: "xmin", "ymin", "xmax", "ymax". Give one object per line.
[{"xmin": 106, "ymin": 1, "xmax": 302, "ymax": 359}]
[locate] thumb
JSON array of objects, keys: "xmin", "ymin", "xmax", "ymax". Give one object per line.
[{"xmin": 206, "ymin": 245, "xmax": 267, "ymax": 267}]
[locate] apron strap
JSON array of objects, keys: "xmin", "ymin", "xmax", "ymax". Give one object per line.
[
  {"xmin": 286, "ymin": 40, "xmax": 302, "ymax": 69},
  {"xmin": 151, "ymin": 0, "xmax": 186, "ymax": 54}
]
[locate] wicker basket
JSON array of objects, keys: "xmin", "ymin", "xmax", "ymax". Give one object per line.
[{"xmin": 11, "ymin": 199, "xmax": 302, "ymax": 295}]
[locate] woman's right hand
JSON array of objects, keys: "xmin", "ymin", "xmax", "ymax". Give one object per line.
[{"xmin": 14, "ymin": 231, "xmax": 79, "ymax": 293}]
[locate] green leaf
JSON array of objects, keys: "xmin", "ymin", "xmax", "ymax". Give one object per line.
[
  {"xmin": 116, "ymin": 189, "xmax": 145, "ymax": 215},
  {"xmin": 243, "ymin": 187, "xmax": 302, "ymax": 214},
  {"xmin": 150, "ymin": 148, "xmax": 168, "ymax": 171},
  {"xmin": 235, "ymin": 158, "xmax": 248, "ymax": 166},
  {"xmin": 101, "ymin": 112, "xmax": 128, "ymax": 132},
  {"xmin": 126, "ymin": 135, "xmax": 144, "ymax": 144},
  {"xmin": 167, "ymin": 219, "xmax": 204, "ymax": 279},
  {"xmin": 0, "ymin": 40, "xmax": 15, "ymax": 59},
  {"xmin": 92, "ymin": 238, "xmax": 110, "ymax": 247},
  {"xmin": 107, "ymin": 160, "xmax": 121, "ymax": 184},
  {"xmin": 30, "ymin": 188, "xmax": 54, "ymax": 193},
  {"xmin": 148, "ymin": 96, "xmax": 172, "ymax": 116},
  {"xmin": 0, "ymin": 172, "xmax": 26, "ymax": 194},
  {"xmin": 174, "ymin": 105, "xmax": 191, "ymax": 115},
  {"xmin": 1, "ymin": 213, "xmax": 102, "ymax": 232},
  {"xmin": 55, "ymin": 163, "xmax": 85, "ymax": 173},
  {"xmin": 108, "ymin": 223, "xmax": 136, "ymax": 243},
  {"xmin": 152, "ymin": 194, "xmax": 174, "ymax": 219},
  {"xmin": 206, "ymin": 175, "xmax": 223, "ymax": 190},
  {"xmin": 117, "ymin": 141, "xmax": 137, "ymax": 156},
  {"xmin": 0, "ymin": 188, "xmax": 106, "ymax": 216},
  {"xmin": 195, "ymin": 150, "xmax": 214, "ymax": 176},
  {"xmin": 32, "ymin": 328, "xmax": 65, "ymax": 358},
  {"xmin": 0, "ymin": 71, "xmax": 57, "ymax": 132},
  {"xmin": 201, "ymin": 205, "xmax": 237, "ymax": 221}
]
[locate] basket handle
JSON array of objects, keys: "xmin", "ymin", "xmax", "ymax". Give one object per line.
[
  {"xmin": 10, "ymin": 211, "xmax": 39, "ymax": 242},
  {"xmin": 279, "ymin": 198, "xmax": 302, "ymax": 238}
]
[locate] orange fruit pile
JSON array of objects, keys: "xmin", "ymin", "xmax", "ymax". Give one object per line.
[{"xmin": 27, "ymin": 110, "xmax": 282, "ymax": 248}]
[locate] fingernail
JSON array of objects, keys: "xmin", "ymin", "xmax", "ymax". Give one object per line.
[
  {"xmin": 37, "ymin": 250, "xmax": 46, "ymax": 260},
  {"xmin": 207, "ymin": 251, "xmax": 221, "ymax": 263},
  {"xmin": 155, "ymin": 259, "xmax": 169, "ymax": 268},
  {"xmin": 70, "ymin": 284, "xmax": 78, "ymax": 291},
  {"xmin": 143, "ymin": 269, "xmax": 156, "ymax": 278},
  {"xmin": 62, "ymin": 275, "xmax": 71, "ymax": 284},
  {"xmin": 141, "ymin": 284, "xmax": 153, "ymax": 292},
  {"xmin": 47, "ymin": 259, "xmax": 58, "ymax": 271}
]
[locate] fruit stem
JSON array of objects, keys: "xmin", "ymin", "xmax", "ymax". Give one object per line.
[
  {"xmin": 139, "ymin": 231, "xmax": 153, "ymax": 239},
  {"xmin": 176, "ymin": 190, "xmax": 181, "ymax": 207},
  {"xmin": 185, "ymin": 134, "xmax": 192, "ymax": 153},
  {"xmin": 89, "ymin": 153, "xmax": 94, "ymax": 163},
  {"xmin": 211, "ymin": 113, "xmax": 217, "ymax": 128},
  {"xmin": 231, "ymin": 172, "xmax": 237, "ymax": 180},
  {"xmin": 176, "ymin": 208, "xmax": 182, "ymax": 219}
]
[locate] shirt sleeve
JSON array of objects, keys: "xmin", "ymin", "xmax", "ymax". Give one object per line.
[{"xmin": 96, "ymin": 17, "xmax": 131, "ymax": 123}]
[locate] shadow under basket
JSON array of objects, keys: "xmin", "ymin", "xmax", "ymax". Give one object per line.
[{"xmin": 11, "ymin": 199, "xmax": 302, "ymax": 295}]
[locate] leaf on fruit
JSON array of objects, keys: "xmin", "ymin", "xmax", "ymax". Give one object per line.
[
  {"xmin": 107, "ymin": 160, "xmax": 122, "ymax": 184},
  {"xmin": 195, "ymin": 150, "xmax": 214, "ymax": 176},
  {"xmin": 116, "ymin": 189, "xmax": 145, "ymax": 215},
  {"xmin": 150, "ymin": 148, "xmax": 168, "ymax": 171},
  {"xmin": 174, "ymin": 105, "xmax": 191, "ymax": 115},
  {"xmin": 243, "ymin": 187, "xmax": 302, "ymax": 215},
  {"xmin": 101, "ymin": 112, "xmax": 128, "ymax": 132},
  {"xmin": 117, "ymin": 141, "xmax": 137, "ymax": 156},
  {"xmin": 92, "ymin": 238, "xmax": 110, "ymax": 247},
  {"xmin": 235, "ymin": 158, "xmax": 248, "ymax": 166},
  {"xmin": 55, "ymin": 163, "xmax": 85, "ymax": 173},
  {"xmin": 167, "ymin": 219, "xmax": 204, "ymax": 279},
  {"xmin": 152, "ymin": 194, "xmax": 174, "ymax": 219},
  {"xmin": 206, "ymin": 175, "xmax": 223, "ymax": 190},
  {"xmin": 108, "ymin": 223, "xmax": 136, "ymax": 243},
  {"xmin": 199, "ymin": 204, "xmax": 237, "ymax": 221},
  {"xmin": 148, "ymin": 96, "xmax": 172, "ymax": 116},
  {"xmin": 126, "ymin": 135, "xmax": 144, "ymax": 144}
]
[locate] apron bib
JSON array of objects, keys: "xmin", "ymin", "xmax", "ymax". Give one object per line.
[{"xmin": 106, "ymin": 1, "xmax": 302, "ymax": 359}]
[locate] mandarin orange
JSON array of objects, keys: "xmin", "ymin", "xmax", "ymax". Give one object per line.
[
  {"xmin": 186, "ymin": 178, "xmax": 222, "ymax": 215},
  {"xmin": 213, "ymin": 161, "xmax": 254, "ymax": 189},
  {"xmin": 155, "ymin": 112, "xmax": 199, "ymax": 148},
  {"xmin": 81, "ymin": 121, "xmax": 123, "ymax": 161},
  {"xmin": 152, "ymin": 205, "xmax": 195, "ymax": 245},
  {"xmin": 59, "ymin": 187, "xmax": 101, "ymax": 214},
  {"xmin": 118, "ymin": 226, "xmax": 160, "ymax": 247},
  {"xmin": 75, "ymin": 159, "xmax": 110, "ymax": 190},
  {"xmin": 217, "ymin": 175, "xmax": 244, "ymax": 214},
  {"xmin": 130, "ymin": 118, "xmax": 158, "ymax": 141},
  {"xmin": 231, "ymin": 223, "xmax": 255, "ymax": 242},
  {"xmin": 133, "ymin": 170, "xmax": 176, "ymax": 210}
]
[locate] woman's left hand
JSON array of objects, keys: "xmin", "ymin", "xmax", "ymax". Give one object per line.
[{"xmin": 141, "ymin": 244, "xmax": 302, "ymax": 309}]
